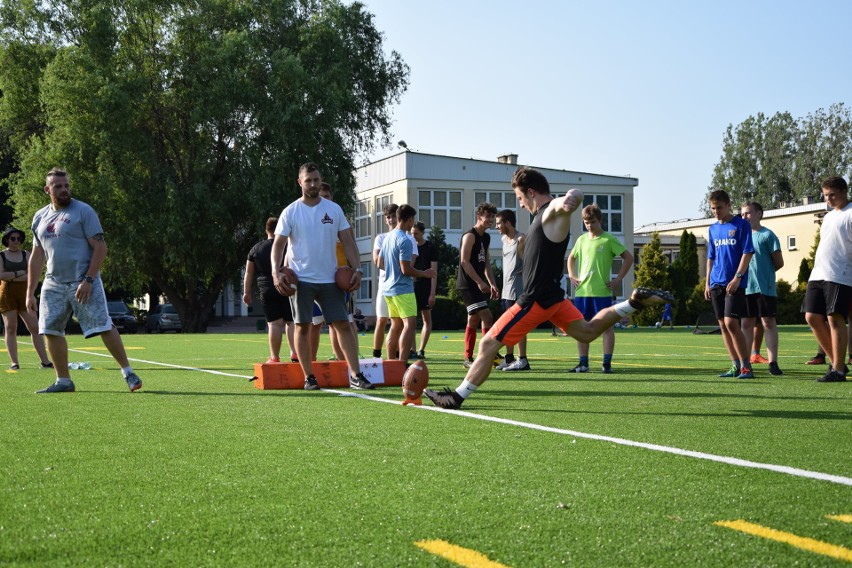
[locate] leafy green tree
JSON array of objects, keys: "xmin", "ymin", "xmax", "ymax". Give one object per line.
[
  {"xmin": 0, "ymin": 0, "xmax": 409, "ymax": 331},
  {"xmin": 633, "ymin": 232, "xmax": 671, "ymax": 325},
  {"xmin": 667, "ymin": 230, "xmax": 699, "ymax": 324},
  {"xmin": 427, "ymin": 224, "xmax": 459, "ymax": 297}
]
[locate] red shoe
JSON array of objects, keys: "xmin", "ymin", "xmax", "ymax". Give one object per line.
[
  {"xmin": 805, "ymin": 355, "xmax": 826, "ymax": 365},
  {"xmin": 750, "ymin": 353, "xmax": 769, "ymax": 364},
  {"xmin": 265, "ymin": 356, "xmax": 280, "ymax": 364}
]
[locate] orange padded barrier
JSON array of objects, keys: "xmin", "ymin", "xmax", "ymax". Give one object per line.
[{"xmin": 253, "ymin": 359, "xmax": 406, "ymax": 390}]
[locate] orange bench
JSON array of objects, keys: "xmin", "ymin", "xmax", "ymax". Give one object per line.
[{"xmin": 253, "ymin": 359, "xmax": 406, "ymax": 390}]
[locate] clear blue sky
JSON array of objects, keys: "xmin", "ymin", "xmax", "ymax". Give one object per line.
[{"xmin": 360, "ymin": 0, "xmax": 852, "ymax": 227}]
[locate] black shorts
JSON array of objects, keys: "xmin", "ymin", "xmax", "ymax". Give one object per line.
[
  {"xmin": 744, "ymin": 293, "xmax": 777, "ymax": 319},
  {"xmin": 460, "ymin": 288, "xmax": 489, "ymax": 316},
  {"xmin": 260, "ymin": 288, "xmax": 293, "ymax": 323},
  {"xmin": 414, "ymin": 281, "xmax": 432, "ymax": 311},
  {"xmin": 802, "ymin": 280, "xmax": 852, "ymax": 319},
  {"xmin": 500, "ymin": 298, "xmax": 517, "ymax": 313},
  {"xmin": 710, "ymin": 286, "xmax": 747, "ymax": 320}
]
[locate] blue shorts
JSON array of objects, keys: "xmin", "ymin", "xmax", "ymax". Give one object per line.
[{"xmin": 573, "ymin": 296, "xmax": 613, "ymax": 321}]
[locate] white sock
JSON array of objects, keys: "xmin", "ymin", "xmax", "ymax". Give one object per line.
[
  {"xmin": 121, "ymin": 366, "xmax": 134, "ymax": 377},
  {"xmin": 613, "ymin": 300, "xmax": 637, "ymax": 318},
  {"xmin": 455, "ymin": 380, "xmax": 478, "ymax": 399}
]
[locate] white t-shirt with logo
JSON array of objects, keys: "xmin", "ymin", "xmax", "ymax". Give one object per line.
[
  {"xmin": 276, "ymin": 198, "xmax": 351, "ymax": 284},
  {"xmin": 810, "ymin": 202, "xmax": 852, "ymax": 286}
]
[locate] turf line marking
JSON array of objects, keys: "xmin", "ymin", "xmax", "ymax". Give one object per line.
[
  {"xmin": 714, "ymin": 520, "xmax": 852, "ymax": 562},
  {"xmin": 327, "ymin": 390, "xmax": 852, "ymax": 487},
  {"xmin": 415, "ymin": 540, "xmax": 511, "ymax": 568},
  {"xmin": 827, "ymin": 515, "xmax": 852, "ymax": 523},
  {"xmin": 72, "ymin": 349, "xmax": 852, "ymax": 488}
]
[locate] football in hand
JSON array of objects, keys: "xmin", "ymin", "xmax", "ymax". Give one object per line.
[
  {"xmin": 280, "ymin": 267, "xmax": 298, "ymax": 297},
  {"xmin": 401, "ymin": 361, "xmax": 429, "ymax": 405},
  {"xmin": 335, "ymin": 266, "xmax": 356, "ymax": 292}
]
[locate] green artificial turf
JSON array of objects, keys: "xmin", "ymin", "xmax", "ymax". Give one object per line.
[{"xmin": 0, "ymin": 326, "xmax": 849, "ymax": 566}]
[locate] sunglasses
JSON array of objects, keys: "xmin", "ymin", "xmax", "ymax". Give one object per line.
[{"xmin": 8, "ymin": 236, "xmax": 22, "ymax": 242}]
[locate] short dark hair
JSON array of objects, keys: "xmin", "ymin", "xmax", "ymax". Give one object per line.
[
  {"xmin": 382, "ymin": 203, "xmax": 399, "ymax": 216},
  {"xmin": 821, "ymin": 175, "xmax": 848, "ymax": 193},
  {"xmin": 46, "ymin": 168, "xmax": 68, "ymax": 184},
  {"xmin": 320, "ymin": 182, "xmax": 332, "ymax": 194},
  {"xmin": 742, "ymin": 201, "xmax": 763, "ymax": 215},
  {"xmin": 582, "ymin": 204, "xmax": 602, "ymax": 221},
  {"xmin": 708, "ymin": 189, "xmax": 731, "ymax": 204},
  {"xmin": 413, "ymin": 221, "xmax": 426, "ymax": 233},
  {"xmin": 511, "ymin": 167, "xmax": 550, "ymax": 195},
  {"xmin": 265, "ymin": 217, "xmax": 278, "ymax": 233},
  {"xmin": 496, "ymin": 209, "xmax": 516, "ymax": 226},
  {"xmin": 397, "ymin": 204, "xmax": 416, "ymax": 222},
  {"xmin": 299, "ymin": 162, "xmax": 320, "ymax": 176},
  {"xmin": 476, "ymin": 202, "xmax": 498, "ymax": 217}
]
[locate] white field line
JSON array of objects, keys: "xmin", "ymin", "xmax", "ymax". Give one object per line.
[{"xmin": 76, "ymin": 348, "xmax": 852, "ymax": 487}]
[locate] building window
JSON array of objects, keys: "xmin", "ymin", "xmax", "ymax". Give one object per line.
[
  {"xmin": 375, "ymin": 194, "xmax": 393, "ymax": 235},
  {"xmin": 418, "ymin": 189, "xmax": 463, "ymax": 230},
  {"xmin": 354, "ymin": 199, "xmax": 370, "ymax": 239},
  {"xmin": 474, "ymin": 191, "xmax": 512, "ymax": 221},
  {"xmin": 582, "ymin": 194, "xmax": 624, "ymax": 234},
  {"xmin": 357, "ymin": 261, "xmax": 372, "ymax": 300},
  {"xmin": 787, "ymin": 235, "xmax": 797, "ymax": 251}
]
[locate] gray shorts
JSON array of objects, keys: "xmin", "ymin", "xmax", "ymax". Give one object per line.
[
  {"xmin": 39, "ymin": 278, "xmax": 113, "ymax": 338},
  {"xmin": 291, "ymin": 282, "xmax": 348, "ymax": 324}
]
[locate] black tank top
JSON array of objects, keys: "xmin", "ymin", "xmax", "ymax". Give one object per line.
[
  {"xmin": 455, "ymin": 228, "xmax": 490, "ymax": 290},
  {"xmin": 0, "ymin": 250, "xmax": 28, "ymax": 272},
  {"xmin": 517, "ymin": 200, "xmax": 570, "ymax": 309}
]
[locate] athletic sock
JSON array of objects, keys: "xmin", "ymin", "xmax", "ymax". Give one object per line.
[
  {"xmin": 372, "ymin": 349, "xmax": 382, "ymax": 358},
  {"xmin": 579, "ymin": 356, "xmax": 589, "ymax": 367},
  {"xmin": 57, "ymin": 377, "xmax": 72, "ymax": 385},
  {"xmin": 613, "ymin": 300, "xmax": 637, "ymax": 317},
  {"xmin": 504, "ymin": 354, "xmax": 516, "ymax": 364},
  {"xmin": 482, "ymin": 326, "xmax": 491, "ymax": 338},
  {"xmin": 121, "ymin": 366, "xmax": 134, "ymax": 377},
  {"xmin": 603, "ymin": 354, "xmax": 613, "ymax": 366},
  {"xmin": 464, "ymin": 326, "xmax": 476, "ymax": 359},
  {"xmin": 456, "ymin": 380, "xmax": 478, "ymax": 399}
]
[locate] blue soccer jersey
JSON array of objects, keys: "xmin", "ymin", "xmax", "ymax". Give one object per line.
[{"xmin": 707, "ymin": 216, "xmax": 754, "ymax": 288}]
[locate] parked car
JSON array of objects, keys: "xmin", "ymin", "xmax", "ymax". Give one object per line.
[
  {"xmin": 108, "ymin": 300, "xmax": 138, "ymax": 334},
  {"xmin": 144, "ymin": 304, "xmax": 182, "ymax": 333}
]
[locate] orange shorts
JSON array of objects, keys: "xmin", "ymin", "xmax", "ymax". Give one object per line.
[
  {"xmin": 489, "ymin": 299, "xmax": 583, "ymax": 347},
  {"xmin": 0, "ymin": 280, "xmax": 28, "ymax": 313}
]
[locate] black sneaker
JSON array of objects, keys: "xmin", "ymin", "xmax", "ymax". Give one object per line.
[
  {"xmin": 372, "ymin": 349, "xmax": 382, "ymax": 359},
  {"xmin": 768, "ymin": 362, "xmax": 783, "ymax": 376},
  {"xmin": 349, "ymin": 372, "xmax": 374, "ymax": 390},
  {"xmin": 424, "ymin": 387, "xmax": 464, "ymax": 410},
  {"xmin": 36, "ymin": 380, "xmax": 75, "ymax": 393},
  {"xmin": 817, "ymin": 370, "xmax": 847, "ymax": 383},
  {"xmin": 304, "ymin": 375, "xmax": 320, "ymax": 390},
  {"xmin": 408, "ymin": 351, "xmax": 418, "ymax": 360},
  {"xmin": 602, "ymin": 363, "xmax": 612, "ymax": 374},
  {"xmin": 40, "ymin": 362, "xmax": 54, "ymax": 369},
  {"xmin": 630, "ymin": 287, "xmax": 675, "ymax": 307},
  {"xmin": 416, "ymin": 350, "xmax": 426, "ymax": 360}
]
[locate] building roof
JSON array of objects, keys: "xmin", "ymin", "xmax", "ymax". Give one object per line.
[{"xmin": 634, "ymin": 201, "xmax": 828, "ymax": 235}]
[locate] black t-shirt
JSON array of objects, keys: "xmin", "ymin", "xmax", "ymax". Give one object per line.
[
  {"xmin": 517, "ymin": 200, "xmax": 569, "ymax": 309},
  {"xmin": 456, "ymin": 228, "xmax": 490, "ymax": 290},
  {"xmin": 247, "ymin": 238, "xmax": 285, "ymax": 293},
  {"xmin": 413, "ymin": 239, "xmax": 438, "ymax": 289}
]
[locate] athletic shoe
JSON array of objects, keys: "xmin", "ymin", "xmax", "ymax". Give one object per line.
[
  {"xmin": 817, "ymin": 370, "xmax": 847, "ymax": 383},
  {"xmin": 40, "ymin": 362, "xmax": 54, "ymax": 369},
  {"xmin": 602, "ymin": 363, "xmax": 612, "ymax": 374},
  {"xmin": 630, "ymin": 287, "xmax": 676, "ymax": 307},
  {"xmin": 768, "ymin": 362, "xmax": 783, "ymax": 376},
  {"xmin": 36, "ymin": 380, "xmax": 75, "ymax": 393},
  {"xmin": 9, "ymin": 364, "xmax": 19, "ymax": 370},
  {"xmin": 411, "ymin": 351, "xmax": 425, "ymax": 360},
  {"xmin": 570, "ymin": 364, "xmax": 590, "ymax": 373},
  {"xmin": 462, "ymin": 357, "xmax": 474, "ymax": 369},
  {"xmin": 495, "ymin": 356, "xmax": 515, "ymax": 370},
  {"xmin": 736, "ymin": 368, "xmax": 754, "ymax": 379},
  {"xmin": 805, "ymin": 354, "xmax": 826, "ymax": 365},
  {"xmin": 349, "ymin": 372, "xmax": 374, "ymax": 390},
  {"xmin": 408, "ymin": 351, "xmax": 418, "ymax": 360},
  {"xmin": 416, "ymin": 350, "xmax": 426, "ymax": 360},
  {"xmin": 265, "ymin": 356, "xmax": 280, "ymax": 364},
  {"xmin": 424, "ymin": 387, "xmax": 464, "ymax": 410},
  {"xmin": 304, "ymin": 375, "xmax": 319, "ymax": 390},
  {"xmin": 502, "ymin": 358, "xmax": 530, "ymax": 371},
  {"xmin": 492, "ymin": 353, "xmax": 505, "ymax": 367},
  {"xmin": 718, "ymin": 364, "xmax": 738, "ymax": 378},
  {"xmin": 750, "ymin": 353, "xmax": 769, "ymax": 364},
  {"xmin": 125, "ymin": 372, "xmax": 142, "ymax": 392}
]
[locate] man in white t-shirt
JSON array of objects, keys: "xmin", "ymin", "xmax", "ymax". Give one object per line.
[
  {"xmin": 271, "ymin": 162, "xmax": 372, "ymax": 391},
  {"xmin": 803, "ymin": 175, "xmax": 852, "ymax": 383}
]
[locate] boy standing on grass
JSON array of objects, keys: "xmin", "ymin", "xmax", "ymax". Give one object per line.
[
  {"xmin": 739, "ymin": 202, "xmax": 784, "ymax": 376},
  {"xmin": 425, "ymin": 167, "xmax": 673, "ymax": 410},
  {"xmin": 704, "ymin": 189, "xmax": 754, "ymax": 379},
  {"xmin": 377, "ymin": 205, "xmax": 435, "ymax": 360},
  {"xmin": 567, "ymin": 203, "xmax": 634, "ymax": 374},
  {"xmin": 495, "ymin": 209, "xmax": 530, "ymax": 371},
  {"xmin": 803, "ymin": 176, "xmax": 852, "ymax": 383}
]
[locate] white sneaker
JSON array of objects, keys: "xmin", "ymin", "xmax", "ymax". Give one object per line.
[
  {"xmin": 502, "ymin": 358, "xmax": 530, "ymax": 371},
  {"xmin": 495, "ymin": 358, "xmax": 514, "ymax": 370}
]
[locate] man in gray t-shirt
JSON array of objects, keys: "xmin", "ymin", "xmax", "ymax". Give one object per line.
[
  {"xmin": 26, "ymin": 168, "xmax": 142, "ymax": 394},
  {"xmin": 495, "ymin": 209, "xmax": 530, "ymax": 371}
]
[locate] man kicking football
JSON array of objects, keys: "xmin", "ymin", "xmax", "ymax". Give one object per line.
[{"xmin": 425, "ymin": 167, "xmax": 674, "ymax": 410}]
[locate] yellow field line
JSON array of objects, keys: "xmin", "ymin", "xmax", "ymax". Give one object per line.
[
  {"xmin": 827, "ymin": 515, "xmax": 852, "ymax": 523},
  {"xmin": 415, "ymin": 540, "xmax": 511, "ymax": 568},
  {"xmin": 715, "ymin": 520, "xmax": 852, "ymax": 562}
]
